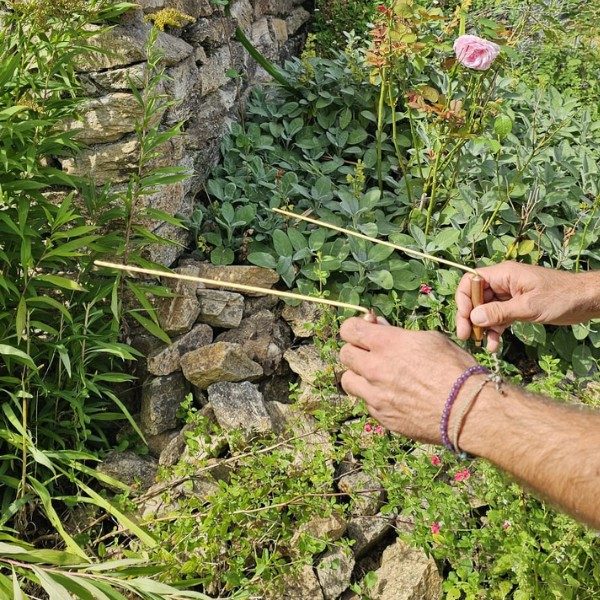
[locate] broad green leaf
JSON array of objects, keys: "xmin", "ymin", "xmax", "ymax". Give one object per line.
[
  {"xmin": 273, "ymin": 229, "xmax": 293, "ymax": 257},
  {"xmin": 248, "ymin": 252, "xmax": 277, "ymax": 269},
  {"xmin": 367, "ymin": 270, "xmax": 394, "ymax": 290},
  {"xmin": 0, "ymin": 344, "xmax": 35, "ymax": 369}
]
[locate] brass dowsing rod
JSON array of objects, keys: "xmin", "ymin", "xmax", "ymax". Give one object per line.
[
  {"xmin": 93, "ymin": 260, "xmax": 371, "ymax": 316},
  {"xmin": 273, "ymin": 208, "xmax": 486, "ymax": 346}
]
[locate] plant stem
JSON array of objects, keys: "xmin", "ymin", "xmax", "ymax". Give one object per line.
[
  {"xmin": 376, "ymin": 69, "xmax": 387, "ymax": 193},
  {"xmin": 575, "ymin": 196, "xmax": 599, "ymax": 272},
  {"xmin": 424, "ymin": 149, "xmax": 444, "ymax": 236},
  {"xmin": 388, "ymin": 77, "xmax": 413, "ymax": 203}
]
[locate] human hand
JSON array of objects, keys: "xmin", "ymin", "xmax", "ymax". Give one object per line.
[
  {"xmin": 339, "ymin": 318, "xmax": 477, "ymax": 443},
  {"xmin": 456, "ymin": 262, "xmax": 593, "ymax": 352}
]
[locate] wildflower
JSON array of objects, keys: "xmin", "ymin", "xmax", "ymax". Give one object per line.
[
  {"xmin": 430, "ymin": 454, "xmax": 442, "ymax": 467},
  {"xmin": 374, "ymin": 425, "xmax": 385, "ymax": 435},
  {"xmin": 453, "ymin": 35, "xmax": 500, "ymax": 71},
  {"xmin": 430, "ymin": 522, "xmax": 441, "ymax": 535},
  {"xmin": 454, "ymin": 468, "xmax": 471, "ymax": 482},
  {"xmin": 502, "ymin": 520, "xmax": 511, "ymax": 530},
  {"xmin": 364, "ymin": 423, "xmax": 373, "ymax": 433},
  {"xmin": 419, "ymin": 283, "xmax": 433, "ymax": 295}
]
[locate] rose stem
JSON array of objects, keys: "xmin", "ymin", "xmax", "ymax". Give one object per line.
[
  {"xmin": 272, "ymin": 208, "xmax": 479, "ymax": 275},
  {"xmin": 93, "ymin": 260, "xmax": 370, "ymax": 315},
  {"xmin": 470, "ymin": 274, "xmax": 485, "ymax": 347}
]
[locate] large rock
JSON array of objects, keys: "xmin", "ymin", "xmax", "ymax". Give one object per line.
[
  {"xmin": 63, "ymin": 93, "xmax": 145, "ymax": 144},
  {"xmin": 79, "ymin": 24, "xmax": 193, "ymax": 71},
  {"xmin": 291, "ymin": 514, "xmax": 347, "ymax": 547},
  {"xmin": 141, "ymin": 373, "xmax": 189, "ymax": 436},
  {"xmin": 337, "ymin": 469, "xmax": 384, "ymax": 517},
  {"xmin": 372, "ymin": 539, "xmax": 442, "ymax": 600},
  {"xmin": 207, "ymin": 381, "xmax": 272, "ymax": 435},
  {"xmin": 157, "ymin": 267, "xmax": 203, "ymax": 335},
  {"xmin": 179, "ymin": 261, "xmax": 279, "ymax": 296},
  {"xmin": 280, "ymin": 564, "xmax": 324, "ymax": 600},
  {"xmin": 266, "ymin": 401, "xmax": 335, "ymax": 469},
  {"xmin": 147, "ymin": 323, "xmax": 213, "ymax": 376},
  {"xmin": 185, "ymin": 16, "xmax": 236, "ymax": 48},
  {"xmin": 316, "ymin": 546, "xmax": 355, "ymax": 600},
  {"xmin": 180, "ymin": 342, "xmax": 263, "ymax": 389},
  {"xmin": 347, "ymin": 515, "xmax": 393, "ymax": 558},
  {"xmin": 196, "ymin": 289, "xmax": 244, "ymax": 329},
  {"xmin": 284, "ymin": 344, "xmax": 336, "ymax": 387},
  {"xmin": 82, "ymin": 63, "xmax": 148, "ymax": 93},
  {"xmin": 98, "ymin": 451, "xmax": 157, "ymax": 491},
  {"xmin": 216, "ymin": 310, "xmax": 292, "ymax": 375},
  {"xmin": 282, "ymin": 301, "xmax": 323, "ymax": 338}
]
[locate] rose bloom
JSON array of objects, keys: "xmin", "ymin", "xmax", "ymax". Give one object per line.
[
  {"xmin": 430, "ymin": 522, "xmax": 441, "ymax": 535},
  {"xmin": 430, "ymin": 454, "xmax": 442, "ymax": 467},
  {"xmin": 453, "ymin": 35, "xmax": 500, "ymax": 71},
  {"xmin": 454, "ymin": 468, "xmax": 471, "ymax": 482}
]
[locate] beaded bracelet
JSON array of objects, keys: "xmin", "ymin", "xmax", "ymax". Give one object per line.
[{"xmin": 440, "ymin": 365, "xmax": 489, "ymax": 452}]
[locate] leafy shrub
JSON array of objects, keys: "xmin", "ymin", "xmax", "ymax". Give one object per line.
[{"xmin": 194, "ymin": 5, "xmax": 599, "ymax": 375}]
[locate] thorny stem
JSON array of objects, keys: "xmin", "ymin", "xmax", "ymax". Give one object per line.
[
  {"xmin": 376, "ymin": 69, "xmax": 387, "ymax": 193},
  {"xmin": 424, "ymin": 148, "xmax": 444, "ymax": 236}
]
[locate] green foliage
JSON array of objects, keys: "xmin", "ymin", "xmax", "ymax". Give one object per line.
[
  {"xmin": 194, "ymin": 10, "xmax": 599, "ymax": 373},
  {"xmin": 313, "ymin": 0, "xmax": 377, "ymax": 55}
]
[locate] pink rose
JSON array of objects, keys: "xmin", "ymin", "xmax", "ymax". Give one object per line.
[{"xmin": 453, "ymin": 35, "xmax": 500, "ymax": 71}]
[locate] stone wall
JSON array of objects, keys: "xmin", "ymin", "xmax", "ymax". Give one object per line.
[{"xmin": 63, "ymin": 0, "xmax": 311, "ymax": 266}]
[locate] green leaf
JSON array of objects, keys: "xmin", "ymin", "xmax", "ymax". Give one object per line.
[
  {"xmin": 367, "ymin": 270, "xmax": 394, "ymax": 290},
  {"xmin": 129, "ymin": 312, "xmax": 171, "ymax": 345},
  {"xmin": 0, "ymin": 344, "xmax": 35, "ymax": 369},
  {"xmin": 248, "ymin": 252, "xmax": 277, "ymax": 269},
  {"xmin": 35, "ymin": 274, "xmax": 86, "ymax": 291},
  {"xmin": 273, "ymin": 229, "xmax": 293, "ymax": 257},
  {"xmin": 367, "ymin": 244, "xmax": 394, "ymax": 263},
  {"xmin": 210, "ymin": 246, "xmax": 235, "ymax": 265},
  {"xmin": 572, "ymin": 345, "xmax": 596, "ymax": 377}
]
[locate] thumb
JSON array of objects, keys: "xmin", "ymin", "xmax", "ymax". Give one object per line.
[{"xmin": 471, "ymin": 298, "xmax": 530, "ymax": 327}]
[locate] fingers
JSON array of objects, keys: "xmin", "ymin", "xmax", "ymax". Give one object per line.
[
  {"xmin": 340, "ymin": 317, "xmax": 388, "ymax": 350},
  {"xmin": 486, "ymin": 329, "xmax": 503, "ymax": 352},
  {"xmin": 471, "ymin": 297, "xmax": 531, "ymax": 328},
  {"xmin": 340, "ymin": 370, "xmax": 377, "ymax": 401},
  {"xmin": 339, "ymin": 343, "xmax": 378, "ymax": 378}
]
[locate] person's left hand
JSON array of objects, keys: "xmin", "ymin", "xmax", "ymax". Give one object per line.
[{"xmin": 339, "ymin": 318, "xmax": 477, "ymax": 443}]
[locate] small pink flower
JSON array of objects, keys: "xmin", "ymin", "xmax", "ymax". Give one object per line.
[
  {"xmin": 364, "ymin": 423, "xmax": 373, "ymax": 433},
  {"xmin": 374, "ymin": 425, "xmax": 385, "ymax": 435},
  {"xmin": 430, "ymin": 454, "xmax": 442, "ymax": 467},
  {"xmin": 454, "ymin": 468, "xmax": 471, "ymax": 482},
  {"xmin": 453, "ymin": 35, "xmax": 500, "ymax": 71},
  {"xmin": 502, "ymin": 520, "xmax": 511, "ymax": 530},
  {"xmin": 419, "ymin": 283, "xmax": 433, "ymax": 295},
  {"xmin": 430, "ymin": 522, "xmax": 441, "ymax": 535}
]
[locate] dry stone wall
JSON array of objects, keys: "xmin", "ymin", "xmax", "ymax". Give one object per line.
[{"xmin": 64, "ymin": 0, "xmax": 311, "ymax": 266}]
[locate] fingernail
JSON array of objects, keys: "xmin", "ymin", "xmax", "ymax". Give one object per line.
[{"xmin": 471, "ymin": 306, "xmax": 487, "ymax": 325}]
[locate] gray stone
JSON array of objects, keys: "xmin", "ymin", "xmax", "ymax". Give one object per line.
[
  {"xmin": 164, "ymin": 56, "xmax": 200, "ymax": 124},
  {"xmin": 98, "ymin": 451, "xmax": 157, "ymax": 491},
  {"xmin": 157, "ymin": 267, "xmax": 203, "ymax": 335},
  {"xmin": 281, "ymin": 564, "xmax": 324, "ymax": 600},
  {"xmin": 79, "ymin": 24, "xmax": 193, "ymax": 71},
  {"xmin": 147, "ymin": 323, "xmax": 213, "ymax": 376},
  {"xmin": 284, "ymin": 344, "xmax": 336, "ymax": 387},
  {"xmin": 291, "ymin": 514, "xmax": 347, "ymax": 547},
  {"xmin": 286, "ymin": 7, "xmax": 311, "ymax": 36},
  {"xmin": 207, "ymin": 381, "xmax": 272, "ymax": 434},
  {"xmin": 254, "ymin": 0, "xmax": 303, "ymax": 18},
  {"xmin": 141, "ymin": 373, "xmax": 189, "ymax": 436},
  {"xmin": 146, "ymin": 429, "xmax": 180, "ymax": 458},
  {"xmin": 197, "ymin": 289, "xmax": 244, "ymax": 328},
  {"xmin": 372, "ymin": 539, "xmax": 442, "ymax": 600},
  {"xmin": 270, "ymin": 18, "xmax": 288, "ymax": 44},
  {"xmin": 185, "ymin": 16, "xmax": 236, "ymax": 47},
  {"xmin": 178, "ymin": 261, "xmax": 279, "ymax": 295},
  {"xmin": 316, "ymin": 546, "xmax": 355, "ymax": 600},
  {"xmin": 266, "ymin": 401, "xmax": 335, "ymax": 468},
  {"xmin": 148, "ymin": 220, "xmax": 192, "ymax": 267},
  {"xmin": 282, "ymin": 301, "xmax": 323, "ymax": 338},
  {"xmin": 347, "ymin": 515, "xmax": 393, "ymax": 558},
  {"xmin": 63, "ymin": 93, "xmax": 145, "ymax": 144},
  {"xmin": 216, "ymin": 310, "xmax": 292, "ymax": 375},
  {"xmin": 81, "ymin": 62, "xmax": 149, "ymax": 93},
  {"xmin": 243, "ymin": 294, "xmax": 279, "ymax": 317},
  {"xmin": 180, "ymin": 342, "xmax": 263, "ymax": 389},
  {"xmin": 338, "ymin": 470, "xmax": 384, "ymax": 517},
  {"xmin": 140, "ymin": 476, "xmax": 218, "ymax": 520},
  {"xmin": 199, "ymin": 46, "xmax": 232, "ymax": 97}
]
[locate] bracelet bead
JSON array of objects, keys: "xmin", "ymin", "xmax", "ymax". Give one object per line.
[{"xmin": 440, "ymin": 365, "xmax": 489, "ymax": 452}]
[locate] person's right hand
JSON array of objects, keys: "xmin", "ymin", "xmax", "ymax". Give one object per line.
[{"xmin": 456, "ymin": 262, "xmax": 598, "ymax": 352}]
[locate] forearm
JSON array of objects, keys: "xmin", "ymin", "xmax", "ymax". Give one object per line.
[
  {"xmin": 577, "ymin": 270, "xmax": 600, "ymax": 321},
  {"xmin": 458, "ymin": 381, "xmax": 600, "ymax": 528}
]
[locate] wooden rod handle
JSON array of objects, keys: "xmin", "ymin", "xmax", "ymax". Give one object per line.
[{"xmin": 470, "ymin": 275, "xmax": 485, "ymax": 347}]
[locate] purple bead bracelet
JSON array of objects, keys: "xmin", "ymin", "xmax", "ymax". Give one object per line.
[{"xmin": 440, "ymin": 365, "xmax": 489, "ymax": 452}]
